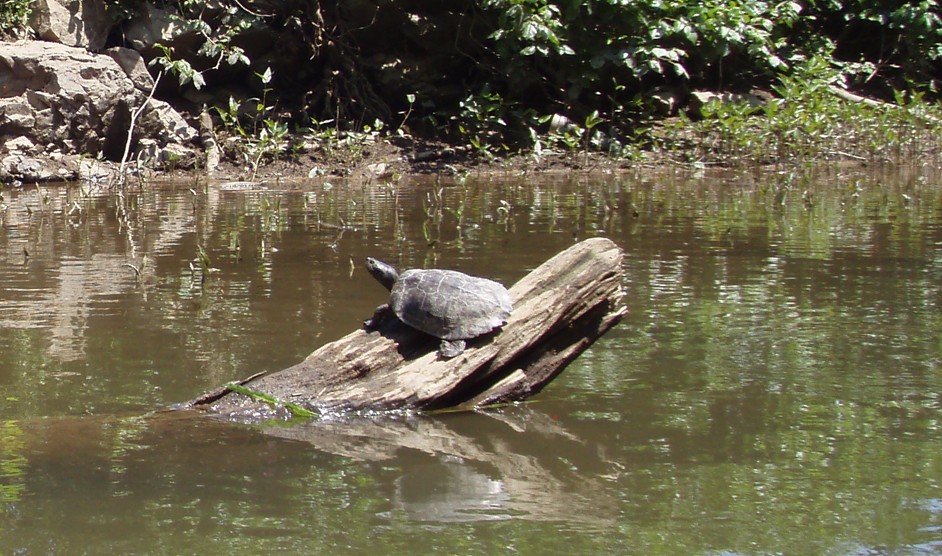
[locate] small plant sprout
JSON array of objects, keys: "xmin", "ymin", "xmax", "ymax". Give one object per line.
[
  {"xmin": 397, "ymin": 93, "xmax": 416, "ymax": 134},
  {"xmin": 151, "ymin": 43, "xmax": 206, "ymax": 89},
  {"xmin": 191, "ymin": 244, "xmax": 220, "ymax": 286}
]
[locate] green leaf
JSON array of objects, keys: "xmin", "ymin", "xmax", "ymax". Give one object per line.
[
  {"xmin": 191, "ymin": 71, "xmax": 206, "ymax": 90},
  {"xmin": 225, "ymin": 383, "xmax": 318, "ymax": 418}
]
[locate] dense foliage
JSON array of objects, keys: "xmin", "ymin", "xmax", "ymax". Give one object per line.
[
  {"xmin": 3, "ymin": 0, "xmax": 941, "ymax": 155},
  {"xmin": 140, "ymin": 1, "xmax": 939, "ymax": 140},
  {"xmin": 0, "ymin": 0, "xmax": 30, "ymax": 37}
]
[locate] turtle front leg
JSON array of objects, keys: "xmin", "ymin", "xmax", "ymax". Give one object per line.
[{"xmin": 364, "ymin": 304, "xmax": 392, "ymax": 330}]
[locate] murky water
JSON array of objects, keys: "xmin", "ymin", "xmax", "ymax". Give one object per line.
[{"xmin": 1, "ymin": 167, "xmax": 941, "ymax": 554}]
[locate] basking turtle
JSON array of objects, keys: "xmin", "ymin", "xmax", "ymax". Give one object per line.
[{"xmin": 364, "ymin": 257, "xmax": 513, "ymax": 358}]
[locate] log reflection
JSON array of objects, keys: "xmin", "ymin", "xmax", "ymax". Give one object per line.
[{"xmin": 261, "ymin": 407, "xmax": 617, "ymax": 525}]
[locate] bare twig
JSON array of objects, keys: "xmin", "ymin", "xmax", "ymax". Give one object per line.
[
  {"xmin": 829, "ymin": 84, "xmax": 941, "ymax": 124},
  {"xmin": 117, "ymin": 71, "xmax": 163, "ymax": 190}
]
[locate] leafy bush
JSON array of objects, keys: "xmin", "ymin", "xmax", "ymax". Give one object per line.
[
  {"xmin": 0, "ymin": 0, "xmax": 30, "ymax": 37},
  {"xmin": 807, "ymin": 0, "xmax": 942, "ymax": 92},
  {"xmin": 8, "ymin": 0, "xmax": 937, "ymax": 158},
  {"xmin": 666, "ymin": 54, "xmax": 942, "ymax": 165}
]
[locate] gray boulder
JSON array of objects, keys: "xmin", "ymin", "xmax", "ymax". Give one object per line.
[
  {"xmin": 123, "ymin": 2, "xmax": 202, "ymax": 56},
  {"xmin": 104, "ymin": 47, "xmax": 156, "ymax": 93},
  {"xmin": 28, "ymin": 0, "xmax": 112, "ymax": 50}
]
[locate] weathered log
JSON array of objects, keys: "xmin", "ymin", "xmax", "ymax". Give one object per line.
[{"xmin": 189, "ymin": 237, "xmax": 626, "ymax": 419}]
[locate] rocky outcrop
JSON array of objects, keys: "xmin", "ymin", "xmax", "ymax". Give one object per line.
[
  {"xmin": 28, "ymin": 0, "xmax": 111, "ymax": 50},
  {"xmin": 0, "ymin": 41, "xmax": 197, "ymax": 182}
]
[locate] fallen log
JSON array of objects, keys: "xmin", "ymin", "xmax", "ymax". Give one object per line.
[{"xmin": 188, "ymin": 237, "xmax": 626, "ymax": 419}]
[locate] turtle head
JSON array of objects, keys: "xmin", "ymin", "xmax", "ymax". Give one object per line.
[{"xmin": 365, "ymin": 257, "xmax": 399, "ymax": 291}]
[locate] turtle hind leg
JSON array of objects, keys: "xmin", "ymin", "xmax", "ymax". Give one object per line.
[{"xmin": 438, "ymin": 339, "xmax": 466, "ymax": 359}]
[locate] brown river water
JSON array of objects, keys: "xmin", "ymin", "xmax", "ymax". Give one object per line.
[{"xmin": 1, "ymin": 167, "xmax": 941, "ymax": 554}]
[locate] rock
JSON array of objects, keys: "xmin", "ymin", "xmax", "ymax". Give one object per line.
[
  {"xmin": 123, "ymin": 3, "xmax": 201, "ymax": 55},
  {"xmin": 0, "ymin": 154, "xmax": 54, "ymax": 181},
  {"xmin": 688, "ymin": 90, "xmax": 767, "ymax": 117},
  {"xmin": 105, "ymin": 47, "xmax": 156, "ymax": 93},
  {"xmin": 78, "ymin": 157, "xmax": 115, "ymax": 183},
  {"xmin": 0, "ymin": 103, "xmax": 36, "ymax": 133},
  {"xmin": 28, "ymin": 0, "xmax": 111, "ymax": 50},
  {"xmin": 4, "ymin": 136, "xmax": 35, "ymax": 152},
  {"xmin": 0, "ymin": 40, "xmax": 198, "ymax": 181},
  {"xmin": 141, "ymin": 99, "xmax": 198, "ymax": 144},
  {"xmin": 0, "ymin": 41, "xmax": 134, "ymax": 153}
]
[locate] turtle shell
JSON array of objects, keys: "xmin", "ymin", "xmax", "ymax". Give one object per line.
[{"xmin": 390, "ymin": 269, "xmax": 512, "ymax": 341}]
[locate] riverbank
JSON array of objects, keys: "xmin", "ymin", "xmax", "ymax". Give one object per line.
[
  {"xmin": 1, "ymin": 50, "xmax": 940, "ymax": 186},
  {"xmin": 3, "ymin": 1, "xmax": 941, "ymax": 186}
]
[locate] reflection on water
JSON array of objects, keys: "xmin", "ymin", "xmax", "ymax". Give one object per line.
[
  {"xmin": 0, "ymin": 407, "xmax": 615, "ymax": 553},
  {"xmin": 392, "ymin": 460, "xmax": 511, "ymax": 522},
  {"xmin": 1, "ymin": 167, "xmax": 942, "ymax": 553},
  {"xmin": 265, "ymin": 408, "xmax": 616, "ymax": 527}
]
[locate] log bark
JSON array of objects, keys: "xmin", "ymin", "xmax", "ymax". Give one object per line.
[{"xmin": 188, "ymin": 237, "xmax": 626, "ymax": 419}]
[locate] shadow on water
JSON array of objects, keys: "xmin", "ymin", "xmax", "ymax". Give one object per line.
[{"xmin": 2, "ymin": 165, "xmax": 942, "ymax": 553}]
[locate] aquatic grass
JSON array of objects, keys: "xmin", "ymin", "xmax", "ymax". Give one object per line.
[
  {"xmin": 187, "ymin": 243, "xmax": 221, "ymax": 292},
  {"xmin": 225, "ymin": 383, "xmax": 318, "ymax": 418},
  {"xmin": 123, "ymin": 257, "xmax": 147, "ymax": 284},
  {"xmin": 0, "ymin": 420, "xmax": 26, "ymax": 503}
]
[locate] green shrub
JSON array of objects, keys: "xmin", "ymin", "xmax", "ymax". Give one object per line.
[
  {"xmin": 95, "ymin": 0, "xmax": 942, "ymax": 156},
  {"xmin": 669, "ymin": 54, "xmax": 942, "ymax": 165},
  {"xmin": 0, "ymin": 0, "xmax": 30, "ymax": 36},
  {"xmin": 806, "ymin": 0, "xmax": 942, "ymax": 92}
]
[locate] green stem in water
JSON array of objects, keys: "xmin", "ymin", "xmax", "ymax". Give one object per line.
[{"xmin": 225, "ymin": 383, "xmax": 318, "ymax": 418}]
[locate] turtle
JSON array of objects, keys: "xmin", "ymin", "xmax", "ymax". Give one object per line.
[{"xmin": 364, "ymin": 257, "xmax": 513, "ymax": 358}]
